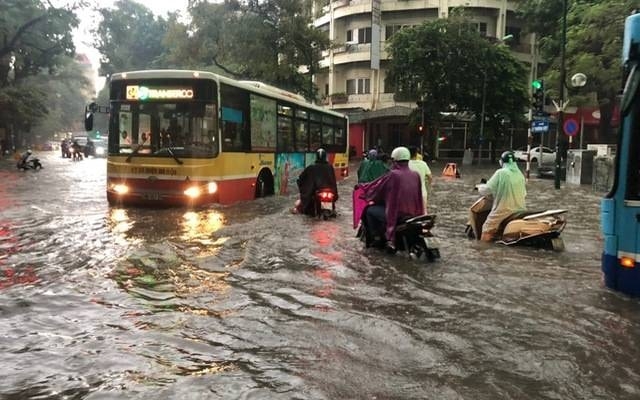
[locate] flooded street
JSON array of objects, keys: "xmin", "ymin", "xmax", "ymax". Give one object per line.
[{"xmin": 1, "ymin": 152, "xmax": 639, "ymax": 400}]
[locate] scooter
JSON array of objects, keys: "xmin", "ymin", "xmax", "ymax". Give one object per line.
[
  {"xmin": 16, "ymin": 153, "xmax": 43, "ymax": 171},
  {"xmin": 353, "ymin": 187, "xmax": 440, "ymax": 261},
  {"xmin": 466, "ymin": 193, "xmax": 567, "ymax": 251},
  {"xmin": 315, "ymin": 189, "xmax": 337, "ymax": 220}
]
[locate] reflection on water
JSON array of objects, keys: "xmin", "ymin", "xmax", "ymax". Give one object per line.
[
  {"xmin": 108, "ymin": 208, "xmax": 133, "ymax": 234},
  {"xmin": 180, "ymin": 210, "xmax": 225, "ymax": 242}
]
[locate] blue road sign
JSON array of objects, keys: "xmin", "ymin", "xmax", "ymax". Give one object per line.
[
  {"xmin": 531, "ymin": 119, "xmax": 549, "ymax": 134},
  {"xmin": 563, "ymin": 118, "xmax": 579, "ymax": 136}
]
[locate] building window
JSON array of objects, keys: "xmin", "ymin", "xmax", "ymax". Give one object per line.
[
  {"xmin": 467, "ymin": 22, "xmax": 488, "ymax": 37},
  {"xmin": 358, "ymin": 27, "xmax": 372, "ymax": 44},
  {"xmin": 479, "ymin": 22, "xmax": 487, "ymax": 37},
  {"xmin": 383, "ymin": 77, "xmax": 397, "ymax": 93},
  {"xmin": 385, "ymin": 25, "xmax": 402, "ymax": 41},
  {"xmin": 346, "ymin": 29, "xmax": 353, "ymax": 42},
  {"xmin": 347, "ymin": 78, "xmax": 370, "ymax": 95},
  {"xmin": 346, "ymin": 79, "xmax": 356, "ymax": 95}
]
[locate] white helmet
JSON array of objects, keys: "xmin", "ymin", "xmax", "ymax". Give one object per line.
[{"xmin": 390, "ymin": 146, "xmax": 411, "ymax": 161}]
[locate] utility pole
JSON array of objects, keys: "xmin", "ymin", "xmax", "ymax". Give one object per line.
[
  {"xmin": 555, "ymin": 0, "xmax": 568, "ymax": 189},
  {"xmin": 479, "ymin": 71, "xmax": 487, "ymax": 164}
]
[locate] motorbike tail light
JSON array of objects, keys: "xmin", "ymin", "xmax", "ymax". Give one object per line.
[
  {"xmin": 319, "ymin": 191, "xmax": 334, "ymax": 201},
  {"xmin": 620, "ymin": 256, "xmax": 635, "ymax": 268}
]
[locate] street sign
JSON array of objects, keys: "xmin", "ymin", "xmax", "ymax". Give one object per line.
[
  {"xmin": 563, "ymin": 118, "xmax": 579, "ymax": 136},
  {"xmin": 531, "ymin": 119, "xmax": 549, "ymax": 134}
]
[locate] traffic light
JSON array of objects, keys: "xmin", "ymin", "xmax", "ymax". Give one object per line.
[
  {"xmin": 417, "ymin": 124, "xmax": 424, "ymax": 134},
  {"xmin": 532, "ymin": 79, "xmax": 545, "ymax": 115}
]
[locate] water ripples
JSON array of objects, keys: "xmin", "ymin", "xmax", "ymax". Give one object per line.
[{"xmin": 1, "ymin": 154, "xmax": 639, "ymax": 399}]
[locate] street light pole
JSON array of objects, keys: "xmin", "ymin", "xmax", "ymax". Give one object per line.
[
  {"xmin": 555, "ymin": 0, "xmax": 568, "ymax": 189},
  {"xmin": 479, "ymin": 70, "xmax": 487, "ymax": 164}
]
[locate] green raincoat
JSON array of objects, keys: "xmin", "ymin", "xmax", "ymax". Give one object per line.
[{"xmin": 479, "ymin": 160, "xmax": 526, "ymax": 235}]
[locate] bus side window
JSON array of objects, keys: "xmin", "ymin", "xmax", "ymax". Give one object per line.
[
  {"xmin": 221, "ymin": 84, "xmax": 250, "ymax": 152},
  {"xmin": 310, "ymin": 112, "xmax": 322, "ymax": 151}
]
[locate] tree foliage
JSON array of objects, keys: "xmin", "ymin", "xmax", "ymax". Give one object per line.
[
  {"xmin": 92, "ymin": 0, "xmax": 169, "ymax": 76},
  {"xmin": 97, "ymin": 0, "xmax": 329, "ymax": 101},
  {"xmin": 0, "ymin": 0, "xmax": 83, "ymax": 147},
  {"xmin": 518, "ymin": 0, "xmax": 637, "ymax": 138},
  {"xmin": 387, "ymin": 17, "xmax": 528, "ymax": 147}
]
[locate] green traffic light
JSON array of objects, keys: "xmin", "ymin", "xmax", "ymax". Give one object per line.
[{"xmin": 532, "ymin": 80, "xmax": 542, "ymax": 89}]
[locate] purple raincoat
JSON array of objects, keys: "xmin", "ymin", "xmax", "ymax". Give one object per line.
[{"xmin": 360, "ymin": 162, "xmax": 424, "ymax": 241}]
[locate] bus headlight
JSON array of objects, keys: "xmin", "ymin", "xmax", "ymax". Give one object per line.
[
  {"xmin": 184, "ymin": 186, "xmax": 202, "ymax": 199},
  {"xmin": 207, "ymin": 182, "xmax": 218, "ymax": 194},
  {"xmin": 113, "ymin": 184, "xmax": 129, "ymax": 195}
]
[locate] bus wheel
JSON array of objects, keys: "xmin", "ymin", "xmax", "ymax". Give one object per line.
[{"xmin": 255, "ymin": 169, "xmax": 274, "ymax": 198}]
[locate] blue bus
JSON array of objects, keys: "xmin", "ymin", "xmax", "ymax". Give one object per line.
[{"xmin": 602, "ymin": 12, "xmax": 640, "ymax": 296}]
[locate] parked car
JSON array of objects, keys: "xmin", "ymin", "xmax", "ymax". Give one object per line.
[{"xmin": 513, "ymin": 146, "xmax": 557, "ymax": 164}]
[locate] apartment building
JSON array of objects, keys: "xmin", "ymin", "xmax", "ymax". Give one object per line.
[{"xmin": 312, "ymin": 0, "xmax": 534, "ymax": 159}]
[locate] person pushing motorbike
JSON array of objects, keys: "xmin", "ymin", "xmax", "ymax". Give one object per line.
[
  {"xmin": 476, "ymin": 150, "xmax": 526, "ymax": 241},
  {"xmin": 294, "ymin": 148, "xmax": 339, "ymax": 216},
  {"xmin": 357, "ymin": 146, "xmax": 424, "ymax": 251}
]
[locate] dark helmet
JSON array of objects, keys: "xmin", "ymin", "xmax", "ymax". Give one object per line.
[
  {"xmin": 316, "ymin": 147, "xmax": 327, "ymax": 162},
  {"xmin": 500, "ymin": 151, "xmax": 515, "ymax": 165}
]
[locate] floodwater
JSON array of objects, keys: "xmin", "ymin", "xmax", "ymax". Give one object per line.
[{"xmin": 0, "ymin": 152, "xmax": 638, "ymax": 400}]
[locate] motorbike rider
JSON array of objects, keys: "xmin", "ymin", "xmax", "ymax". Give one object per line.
[
  {"xmin": 357, "ymin": 149, "xmax": 389, "ymax": 183},
  {"xmin": 294, "ymin": 148, "xmax": 339, "ymax": 216},
  {"xmin": 408, "ymin": 145, "xmax": 432, "ymax": 212},
  {"xmin": 71, "ymin": 139, "xmax": 82, "ymax": 160},
  {"xmin": 477, "ymin": 150, "xmax": 526, "ymax": 241},
  {"xmin": 358, "ymin": 146, "xmax": 424, "ymax": 251},
  {"xmin": 17, "ymin": 149, "xmax": 32, "ymax": 169}
]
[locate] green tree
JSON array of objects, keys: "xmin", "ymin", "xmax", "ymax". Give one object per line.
[
  {"xmin": 518, "ymin": 0, "xmax": 636, "ymax": 139},
  {"xmin": 92, "ymin": 0, "xmax": 169, "ymax": 76},
  {"xmin": 0, "ymin": 0, "xmax": 80, "ymax": 149},
  {"xmin": 387, "ymin": 17, "xmax": 528, "ymax": 153},
  {"xmin": 160, "ymin": 0, "xmax": 329, "ymax": 101}
]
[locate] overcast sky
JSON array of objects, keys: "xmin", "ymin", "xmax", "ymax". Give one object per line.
[{"xmin": 71, "ymin": 0, "xmax": 191, "ymax": 93}]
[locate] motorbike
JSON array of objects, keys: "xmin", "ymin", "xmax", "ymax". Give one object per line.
[
  {"xmin": 16, "ymin": 155, "xmax": 43, "ymax": 171},
  {"xmin": 466, "ymin": 192, "xmax": 567, "ymax": 251},
  {"xmin": 353, "ymin": 187, "xmax": 440, "ymax": 261},
  {"xmin": 70, "ymin": 145, "xmax": 83, "ymax": 161},
  {"xmin": 315, "ymin": 189, "xmax": 337, "ymax": 220}
]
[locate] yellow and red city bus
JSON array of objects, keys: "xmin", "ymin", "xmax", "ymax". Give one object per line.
[{"xmin": 87, "ymin": 70, "xmax": 349, "ymax": 207}]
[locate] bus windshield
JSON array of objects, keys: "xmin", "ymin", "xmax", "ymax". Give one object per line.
[{"xmin": 109, "ymin": 101, "xmax": 218, "ymax": 158}]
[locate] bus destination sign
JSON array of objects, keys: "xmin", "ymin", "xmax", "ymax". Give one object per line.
[{"xmin": 126, "ymin": 85, "xmax": 194, "ymax": 101}]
